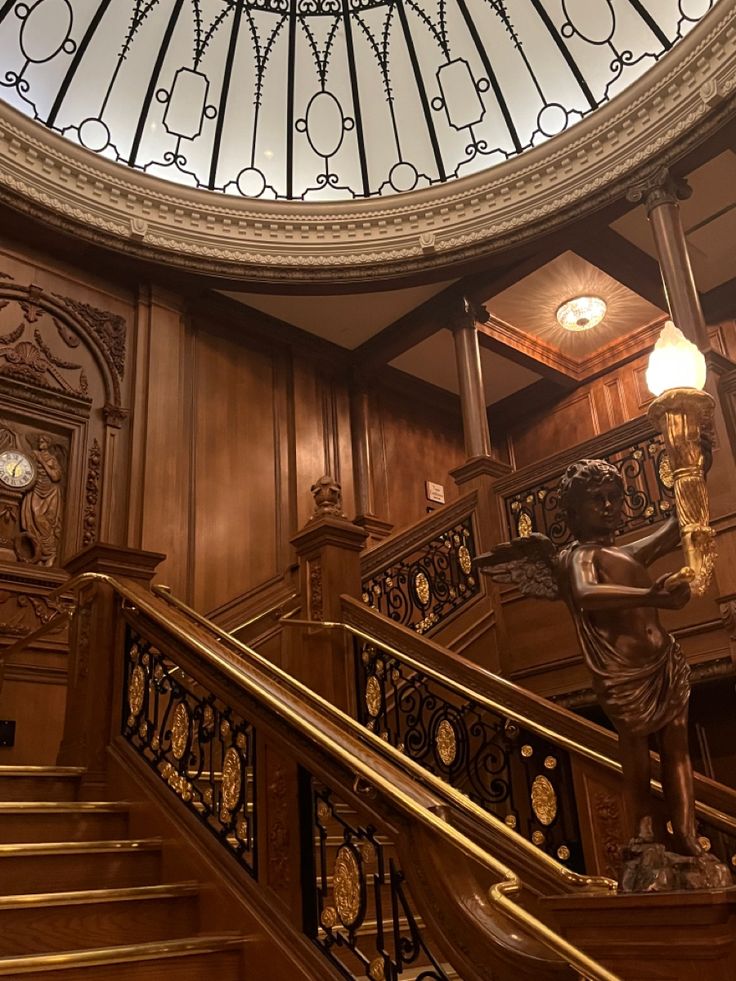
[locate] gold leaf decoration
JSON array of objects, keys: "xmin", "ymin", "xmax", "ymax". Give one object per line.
[
  {"xmin": 531, "ymin": 775, "xmax": 558, "ymax": 827},
  {"xmin": 170, "ymin": 702, "xmax": 190, "ymax": 760},
  {"xmin": 557, "ymin": 845, "xmax": 571, "ymax": 861},
  {"xmin": 517, "ymin": 512, "xmax": 533, "ymax": 538},
  {"xmin": 458, "ymin": 544, "xmax": 472, "ymax": 575},
  {"xmin": 414, "ymin": 571, "xmax": 430, "ymax": 607},
  {"xmin": 369, "ymin": 958, "xmax": 386, "ymax": 981},
  {"xmin": 128, "ymin": 665, "xmax": 145, "ymax": 716},
  {"xmin": 365, "ymin": 675, "xmax": 382, "ymax": 718},
  {"xmin": 221, "ymin": 747, "xmax": 242, "ymax": 812},
  {"xmin": 532, "ymin": 830, "xmax": 545, "ymax": 846},
  {"xmin": 334, "ymin": 845, "xmax": 362, "ymax": 927},
  {"xmin": 659, "ymin": 452, "xmax": 675, "ymax": 489},
  {"xmin": 320, "ymin": 906, "xmax": 337, "ymax": 929},
  {"xmin": 435, "ymin": 719, "xmax": 457, "ymax": 767}
]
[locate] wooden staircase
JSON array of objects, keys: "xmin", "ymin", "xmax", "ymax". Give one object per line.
[{"xmin": 0, "ymin": 766, "xmax": 250, "ymax": 979}]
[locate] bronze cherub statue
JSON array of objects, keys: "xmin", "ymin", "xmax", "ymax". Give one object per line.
[{"xmin": 476, "ymin": 458, "xmax": 731, "ymax": 891}]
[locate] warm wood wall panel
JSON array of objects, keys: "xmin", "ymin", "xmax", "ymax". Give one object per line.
[
  {"xmin": 374, "ymin": 385, "xmax": 465, "ymax": 531},
  {"xmin": 191, "ymin": 330, "xmax": 281, "ymax": 613}
]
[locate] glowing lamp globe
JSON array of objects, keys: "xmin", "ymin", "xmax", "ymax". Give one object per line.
[
  {"xmin": 646, "ymin": 320, "xmax": 706, "ymax": 397},
  {"xmin": 556, "ymin": 296, "xmax": 607, "ymax": 332}
]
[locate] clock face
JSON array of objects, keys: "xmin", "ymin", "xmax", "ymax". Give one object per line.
[{"xmin": 0, "ymin": 450, "xmax": 35, "ymax": 489}]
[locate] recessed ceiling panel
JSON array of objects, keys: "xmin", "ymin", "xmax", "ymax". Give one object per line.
[
  {"xmin": 0, "ymin": 0, "xmax": 716, "ymax": 201},
  {"xmin": 486, "ymin": 251, "xmax": 665, "ymax": 360}
]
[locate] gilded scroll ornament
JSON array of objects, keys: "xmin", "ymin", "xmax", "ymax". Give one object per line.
[
  {"xmin": 221, "ymin": 747, "xmax": 242, "ymax": 812},
  {"xmin": 531, "ymin": 775, "xmax": 558, "ymax": 827},
  {"xmin": 128, "ymin": 665, "xmax": 145, "ymax": 716},
  {"xmin": 458, "ymin": 544, "xmax": 472, "ymax": 575},
  {"xmin": 414, "ymin": 571, "xmax": 430, "ymax": 607},
  {"xmin": 170, "ymin": 703, "xmax": 190, "ymax": 760},
  {"xmin": 365, "ymin": 675, "xmax": 382, "ymax": 718},
  {"xmin": 658, "ymin": 452, "xmax": 675, "ymax": 489},
  {"xmin": 369, "ymin": 958, "xmax": 386, "ymax": 981},
  {"xmin": 320, "ymin": 906, "xmax": 337, "ymax": 929},
  {"xmin": 517, "ymin": 512, "xmax": 533, "ymax": 538},
  {"xmin": 333, "ymin": 845, "xmax": 362, "ymax": 927},
  {"xmin": 435, "ymin": 719, "xmax": 457, "ymax": 767}
]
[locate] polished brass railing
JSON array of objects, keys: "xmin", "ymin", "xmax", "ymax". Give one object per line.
[{"xmin": 35, "ymin": 571, "xmax": 622, "ymax": 981}]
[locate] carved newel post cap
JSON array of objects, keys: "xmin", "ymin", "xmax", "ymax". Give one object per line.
[{"xmin": 309, "ymin": 475, "xmax": 346, "ymax": 521}]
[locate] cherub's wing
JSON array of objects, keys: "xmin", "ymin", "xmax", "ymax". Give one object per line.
[{"xmin": 473, "ymin": 533, "xmax": 560, "ymax": 600}]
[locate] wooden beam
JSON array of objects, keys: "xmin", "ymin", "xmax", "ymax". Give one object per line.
[{"xmin": 573, "ymin": 227, "xmax": 666, "ymax": 310}]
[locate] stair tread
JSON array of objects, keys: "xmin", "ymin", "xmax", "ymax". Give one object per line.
[
  {"xmin": 0, "ymin": 838, "xmax": 162, "ymax": 856},
  {"xmin": 0, "ymin": 882, "xmax": 200, "ymax": 910},
  {"xmin": 0, "ymin": 934, "xmax": 247, "ymax": 973}
]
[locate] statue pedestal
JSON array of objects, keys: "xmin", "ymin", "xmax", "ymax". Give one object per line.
[
  {"xmin": 545, "ymin": 886, "xmax": 736, "ymax": 981},
  {"xmin": 621, "ymin": 839, "xmax": 732, "ymax": 893}
]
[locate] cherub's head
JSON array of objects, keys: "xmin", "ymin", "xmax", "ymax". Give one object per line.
[{"xmin": 558, "ymin": 459, "xmax": 625, "ymax": 539}]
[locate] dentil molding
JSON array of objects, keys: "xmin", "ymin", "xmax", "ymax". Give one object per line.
[{"xmin": 0, "ymin": 2, "xmax": 735, "ymax": 285}]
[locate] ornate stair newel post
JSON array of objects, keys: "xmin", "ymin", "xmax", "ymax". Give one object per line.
[
  {"xmin": 57, "ymin": 543, "xmax": 165, "ymax": 795},
  {"xmin": 289, "ymin": 477, "xmax": 367, "ymax": 714}
]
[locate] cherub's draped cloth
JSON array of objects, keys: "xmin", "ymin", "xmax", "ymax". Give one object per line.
[{"xmin": 573, "ymin": 612, "xmax": 690, "ymax": 735}]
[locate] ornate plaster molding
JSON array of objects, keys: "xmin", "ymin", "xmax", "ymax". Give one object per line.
[{"xmin": 0, "ymin": 4, "xmax": 735, "ymax": 284}]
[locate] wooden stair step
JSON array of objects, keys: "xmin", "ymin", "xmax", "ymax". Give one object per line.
[
  {"xmin": 0, "ymin": 839, "xmax": 163, "ymax": 895},
  {"xmin": 0, "ymin": 934, "xmax": 248, "ymax": 979},
  {"xmin": 0, "ymin": 767, "xmax": 85, "ymax": 802},
  {"xmin": 0, "ymin": 882, "xmax": 201, "ymax": 956},
  {"xmin": 0, "ymin": 803, "xmax": 130, "ymax": 843}
]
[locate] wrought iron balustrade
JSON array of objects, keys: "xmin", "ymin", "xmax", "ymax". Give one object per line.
[
  {"xmin": 361, "ymin": 516, "xmax": 480, "ymax": 636},
  {"xmin": 306, "ymin": 780, "xmax": 451, "ymax": 981},
  {"xmin": 355, "ymin": 640, "xmax": 584, "ymax": 873},
  {"xmin": 504, "ymin": 433, "xmax": 675, "ymax": 545},
  {"xmin": 122, "ymin": 625, "xmax": 257, "ymax": 875}
]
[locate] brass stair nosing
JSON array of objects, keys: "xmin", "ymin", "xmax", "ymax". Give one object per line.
[
  {"xmin": 0, "ymin": 837, "xmax": 163, "ymax": 857},
  {"xmin": 0, "ymin": 934, "xmax": 249, "ymax": 974},
  {"xmin": 0, "ymin": 882, "xmax": 201, "ymax": 910},
  {"xmin": 0, "ymin": 767, "xmax": 85, "ymax": 777},
  {"xmin": 0, "ymin": 801, "xmax": 132, "ymax": 813}
]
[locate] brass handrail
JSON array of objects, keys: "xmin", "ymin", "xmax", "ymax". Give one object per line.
[
  {"xmin": 152, "ymin": 585, "xmax": 615, "ymax": 897},
  {"xmin": 285, "ymin": 606, "xmax": 736, "ymax": 841},
  {"xmin": 227, "ymin": 591, "xmax": 299, "ymax": 636},
  {"xmin": 0, "ymin": 602, "xmax": 74, "ymax": 691},
  {"xmin": 51, "ymin": 572, "xmax": 618, "ymax": 981}
]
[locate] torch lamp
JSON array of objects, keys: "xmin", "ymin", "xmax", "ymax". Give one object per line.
[{"xmin": 646, "ymin": 321, "xmax": 715, "ymax": 596}]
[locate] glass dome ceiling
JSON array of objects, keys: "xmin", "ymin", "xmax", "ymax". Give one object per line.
[{"xmin": 0, "ymin": 0, "xmax": 716, "ymax": 202}]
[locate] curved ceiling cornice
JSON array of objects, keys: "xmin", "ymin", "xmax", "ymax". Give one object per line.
[
  {"xmin": 0, "ymin": 0, "xmax": 716, "ymax": 202},
  {"xmin": 0, "ymin": 1, "xmax": 734, "ymax": 284}
]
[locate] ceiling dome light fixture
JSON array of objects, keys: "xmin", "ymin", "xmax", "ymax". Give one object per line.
[{"xmin": 556, "ymin": 296, "xmax": 608, "ymax": 332}]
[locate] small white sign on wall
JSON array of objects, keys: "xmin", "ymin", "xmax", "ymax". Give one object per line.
[{"xmin": 425, "ymin": 480, "xmax": 445, "ymax": 505}]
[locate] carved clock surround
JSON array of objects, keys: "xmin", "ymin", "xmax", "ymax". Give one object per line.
[{"xmin": 0, "ymin": 3, "xmax": 734, "ymax": 284}]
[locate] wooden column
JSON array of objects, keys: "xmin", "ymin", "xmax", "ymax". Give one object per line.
[
  {"xmin": 57, "ymin": 543, "xmax": 165, "ymax": 794},
  {"xmin": 288, "ymin": 481, "xmax": 367, "ymax": 713},
  {"xmin": 452, "ymin": 299, "xmax": 493, "ymax": 460},
  {"xmin": 350, "ymin": 381, "xmax": 393, "ymax": 543},
  {"xmin": 627, "ymin": 167, "xmax": 709, "ymax": 351}
]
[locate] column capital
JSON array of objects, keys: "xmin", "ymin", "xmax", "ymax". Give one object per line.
[
  {"xmin": 626, "ymin": 166, "xmax": 692, "ymax": 214},
  {"xmin": 448, "ymin": 296, "xmax": 490, "ymax": 332}
]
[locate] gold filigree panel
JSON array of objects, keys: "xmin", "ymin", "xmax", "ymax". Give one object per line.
[
  {"xmin": 531, "ymin": 775, "xmax": 558, "ymax": 827},
  {"xmin": 333, "ymin": 845, "xmax": 363, "ymax": 927}
]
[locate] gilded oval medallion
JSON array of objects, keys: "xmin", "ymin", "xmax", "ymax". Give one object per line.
[
  {"xmin": 365, "ymin": 675, "xmax": 382, "ymax": 718},
  {"xmin": 531, "ymin": 775, "xmax": 558, "ymax": 827},
  {"xmin": 414, "ymin": 571, "xmax": 430, "ymax": 607},
  {"xmin": 128, "ymin": 665, "xmax": 146, "ymax": 716},
  {"xmin": 333, "ymin": 845, "xmax": 362, "ymax": 927},
  {"xmin": 221, "ymin": 746, "xmax": 242, "ymax": 812},
  {"xmin": 435, "ymin": 719, "xmax": 457, "ymax": 767},
  {"xmin": 458, "ymin": 544, "xmax": 472, "ymax": 575},
  {"xmin": 517, "ymin": 511, "xmax": 533, "ymax": 538},
  {"xmin": 170, "ymin": 702, "xmax": 190, "ymax": 760}
]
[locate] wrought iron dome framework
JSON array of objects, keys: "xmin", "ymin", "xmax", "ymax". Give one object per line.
[{"xmin": 0, "ymin": 0, "xmax": 717, "ymax": 203}]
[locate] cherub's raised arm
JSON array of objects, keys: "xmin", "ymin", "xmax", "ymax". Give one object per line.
[
  {"xmin": 570, "ymin": 544, "xmax": 687, "ymax": 611},
  {"xmin": 623, "ymin": 515, "xmax": 680, "ymax": 567}
]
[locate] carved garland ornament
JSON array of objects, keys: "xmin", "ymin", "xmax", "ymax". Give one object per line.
[{"xmin": 0, "ymin": 4, "xmax": 733, "ymax": 282}]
